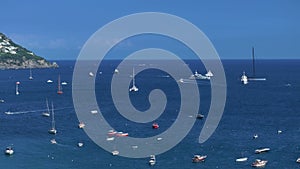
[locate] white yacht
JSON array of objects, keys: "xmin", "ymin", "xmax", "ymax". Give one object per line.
[
  {"xmin": 4, "ymin": 146, "xmax": 14, "ymax": 155},
  {"xmin": 47, "ymin": 79, "xmax": 53, "ymax": 83},
  {"xmin": 89, "ymin": 72, "xmax": 94, "ymax": 77},
  {"xmin": 112, "ymin": 150, "xmax": 119, "ymax": 156},
  {"xmin": 149, "ymin": 155, "xmax": 156, "ymax": 166},
  {"xmin": 114, "ymin": 69, "xmax": 119, "ymax": 74},
  {"xmin": 205, "ymin": 70, "xmax": 214, "ymax": 79},
  {"xmin": 241, "ymin": 71, "xmax": 248, "ymax": 84},
  {"xmin": 42, "ymin": 99, "xmax": 50, "ymax": 117},
  {"xmin": 190, "ymin": 70, "xmax": 210, "ymax": 80},
  {"xmin": 129, "ymin": 67, "xmax": 138, "ymax": 92},
  {"xmin": 255, "ymin": 147, "xmax": 270, "ymax": 154},
  {"xmin": 236, "ymin": 157, "xmax": 248, "ymax": 162},
  {"xmin": 252, "ymin": 159, "xmax": 267, "ymax": 167},
  {"xmin": 50, "ymin": 139, "xmax": 57, "ymax": 144}
]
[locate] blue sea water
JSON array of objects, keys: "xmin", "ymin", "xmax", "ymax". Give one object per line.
[{"xmin": 0, "ymin": 59, "xmax": 300, "ymax": 169}]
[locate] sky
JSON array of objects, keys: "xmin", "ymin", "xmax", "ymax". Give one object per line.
[{"xmin": 1, "ymin": 0, "xmax": 299, "ymax": 60}]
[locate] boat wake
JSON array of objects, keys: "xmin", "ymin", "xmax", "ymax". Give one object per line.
[{"xmin": 4, "ymin": 107, "xmax": 73, "ymax": 115}]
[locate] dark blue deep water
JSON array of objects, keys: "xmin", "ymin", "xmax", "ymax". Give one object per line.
[{"xmin": 0, "ymin": 60, "xmax": 300, "ymax": 169}]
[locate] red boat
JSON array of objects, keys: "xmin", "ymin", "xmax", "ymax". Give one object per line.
[
  {"xmin": 152, "ymin": 122, "xmax": 159, "ymax": 129},
  {"xmin": 57, "ymin": 75, "xmax": 63, "ymax": 94}
]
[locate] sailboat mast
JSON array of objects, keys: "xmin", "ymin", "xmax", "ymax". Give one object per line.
[
  {"xmin": 51, "ymin": 102, "xmax": 55, "ymax": 129},
  {"xmin": 252, "ymin": 47, "xmax": 256, "ymax": 77},
  {"xmin": 132, "ymin": 67, "xmax": 135, "ymax": 86}
]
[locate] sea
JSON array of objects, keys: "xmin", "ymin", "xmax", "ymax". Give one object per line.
[{"xmin": 0, "ymin": 59, "xmax": 300, "ymax": 169}]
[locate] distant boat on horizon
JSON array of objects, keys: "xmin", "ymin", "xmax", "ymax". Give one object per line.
[{"xmin": 241, "ymin": 47, "xmax": 266, "ymax": 84}]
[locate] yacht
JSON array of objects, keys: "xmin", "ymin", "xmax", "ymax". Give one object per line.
[
  {"xmin": 4, "ymin": 146, "xmax": 14, "ymax": 155},
  {"xmin": 114, "ymin": 69, "xmax": 119, "ymax": 74},
  {"xmin": 61, "ymin": 81, "xmax": 67, "ymax": 85},
  {"xmin": 236, "ymin": 157, "xmax": 248, "ymax": 162},
  {"xmin": 112, "ymin": 150, "xmax": 119, "ymax": 156},
  {"xmin": 149, "ymin": 155, "xmax": 156, "ymax": 166},
  {"xmin": 241, "ymin": 71, "xmax": 248, "ymax": 84},
  {"xmin": 255, "ymin": 148, "xmax": 270, "ymax": 154},
  {"xmin": 296, "ymin": 157, "xmax": 300, "ymax": 163},
  {"xmin": 42, "ymin": 99, "xmax": 50, "ymax": 117},
  {"xmin": 253, "ymin": 134, "xmax": 258, "ymax": 139},
  {"xmin": 189, "ymin": 71, "xmax": 208, "ymax": 80},
  {"xmin": 196, "ymin": 114, "xmax": 204, "ymax": 119},
  {"xmin": 50, "ymin": 139, "xmax": 57, "ymax": 144},
  {"xmin": 205, "ymin": 70, "xmax": 214, "ymax": 79},
  {"xmin": 251, "ymin": 159, "xmax": 267, "ymax": 167},
  {"xmin": 192, "ymin": 155, "xmax": 207, "ymax": 163},
  {"xmin": 47, "ymin": 79, "xmax": 53, "ymax": 83},
  {"xmin": 89, "ymin": 72, "xmax": 94, "ymax": 77},
  {"xmin": 77, "ymin": 142, "xmax": 84, "ymax": 147}
]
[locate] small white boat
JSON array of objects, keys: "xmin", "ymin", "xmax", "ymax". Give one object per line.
[
  {"xmin": 255, "ymin": 148, "xmax": 270, "ymax": 154},
  {"xmin": 106, "ymin": 137, "xmax": 115, "ymax": 141},
  {"xmin": 116, "ymin": 132, "xmax": 129, "ymax": 137},
  {"xmin": 114, "ymin": 69, "xmax": 119, "ymax": 74},
  {"xmin": 241, "ymin": 71, "xmax": 248, "ymax": 84},
  {"xmin": 50, "ymin": 139, "xmax": 57, "ymax": 144},
  {"xmin": 61, "ymin": 81, "xmax": 67, "ymax": 85},
  {"xmin": 253, "ymin": 134, "xmax": 258, "ymax": 139},
  {"xmin": 149, "ymin": 155, "xmax": 156, "ymax": 166},
  {"xmin": 196, "ymin": 114, "xmax": 204, "ymax": 119},
  {"xmin": 77, "ymin": 142, "xmax": 84, "ymax": 147},
  {"xmin": 91, "ymin": 110, "xmax": 98, "ymax": 114},
  {"xmin": 156, "ymin": 137, "xmax": 163, "ymax": 141},
  {"xmin": 192, "ymin": 155, "xmax": 207, "ymax": 163},
  {"xmin": 4, "ymin": 146, "xmax": 14, "ymax": 155},
  {"xmin": 178, "ymin": 78, "xmax": 184, "ymax": 83},
  {"xmin": 236, "ymin": 157, "xmax": 248, "ymax": 162},
  {"xmin": 277, "ymin": 130, "xmax": 282, "ymax": 134},
  {"xmin": 47, "ymin": 79, "xmax": 53, "ymax": 83},
  {"xmin": 112, "ymin": 150, "xmax": 119, "ymax": 156},
  {"xmin": 0, "ymin": 99, "xmax": 5, "ymax": 103},
  {"xmin": 78, "ymin": 122, "xmax": 85, "ymax": 129},
  {"xmin": 189, "ymin": 71, "xmax": 209, "ymax": 80},
  {"xmin": 89, "ymin": 72, "xmax": 94, "ymax": 77},
  {"xmin": 296, "ymin": 157, "xmax": 300, "ymax": 163},
  {"xmin": 252, "ymin": 159, "xmax": 267, "ymax": 167}
]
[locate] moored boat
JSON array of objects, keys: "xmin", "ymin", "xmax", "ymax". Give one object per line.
[
  {"xmin": 251, "ymin": 159, "xmax": 267, "ymax": 167},
  {"xmin": 192, "ymin": 155, "xmax": 207, "ymax": 163},
  {"xmin": 149, "ymin": 155, "xmax": 156, "ymax": 166},
  {"xmin": 255, "ymin": 148, "xmax": 270, "ymax": 154},
  {"xmin": 152, "ymin": 122, "xmax": 159, "ymax": 129},
  {"xmin": 4, "ymin": 146, "xmax": 14, "ymax": 155}
]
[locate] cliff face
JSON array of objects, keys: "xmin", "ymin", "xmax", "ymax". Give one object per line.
[{"xmin": 0, "ymin": 32, "xmax": 58, "ymax": 69}]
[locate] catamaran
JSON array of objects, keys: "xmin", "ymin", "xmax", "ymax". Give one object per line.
[
  {"xmin": 129, "ymin": 67, "xmax": 138, "ymax": 92},
  {"xmin": 48, "ymin": 102, "xmax": 57, "ymax": 134}
]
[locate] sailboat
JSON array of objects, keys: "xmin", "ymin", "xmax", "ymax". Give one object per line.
[
  {"xmin": 15, "ymin": 81, "xmax": 20, "ymax": 95},
  {"xmin": 241, "ymin": 47, "xmax": 266, "ymax": 84},
  {"xmin": 48, "ymin": 102, "xmax": 57, "ymax": 134},
  {"xmin": 42, "ymin": 99, "xmax": 50, "ymax": 117},
  {"xmin": 29, "ymin": 67, "xmax": 33, "ymax": 80},
  {"xmin": 129, "ymin": 67, "xmax": 138, "ymax": 92},
  {"xmin": 57, "ymin": 75, "xmax": 63, "ymax": 94}
]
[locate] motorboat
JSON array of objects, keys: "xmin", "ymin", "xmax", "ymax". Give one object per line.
[
  {"xmin": 4, "ymin": 146, "xmax": 14, "ymax": 155},
  {"xmin": 205, "ymin": 70, "xmax": 213, "ymax": 79},
  {"xmin": 241, "ymin": 71, "xmax": 248, "ymax": 84},
  {"xmin": 107, "ymin": 130, "xmax": 117, "ymax": 136},
  {"xmin": 192, "ymin": 155, "xmax": 207, "ymax": 163},
  {"xmin": 149, "ymin": 155, "xmax": 156, "ymax": 166},
  {"xmin": 78, "ymin": 122, "xmax": 85, "ymax": 129},
  {"xmin": 296, "ymin": 157, "xmax": 300, "ymax": 163},
  {"xmin": 253, "ymin": 134, "xmax": 258, "ymax": 139},
  {"xmin": 251, "ymin": 159, "xmax": 267, "ymax": 167},
  {"xmin": 236, "ymin": 157, "xmax": 248, "ymax": 162},
  {"xmin": 89, "ymin": 72, "xmax": 94, "ymax": 77},
  {"xmin": 152, "ymin": 122, "xmax": 159, "ymax": 129},
  {"xmin": 196, "ymin": 114, "xmax": 204, "ymax": 119},
  {"xmin": 47, "ymin": 79, "xmax": 53, "ymax": 83},
  {"xmin": 50, "ymin": 139, "xmax": 57, "ymax": 144},
  {"xmin": 77, "ymin": 142, "xmax": 84, "ymax": 147},
  {"xmin": 61, "ymin": 81, "xmax": 67, "ymax": 85},
  {"xmin": 91, "ymin": 110, "xmax": 98, "ymax": 114},
  {"xmin": 112, "ymin": 150, "xmax": 119, "ymax": 156},
  {"xmin": 255, "ymin": 148, "xmax": 270, "ymax": 154},
  {"xmin": 114, "ymin": 69, "xmax": 119, "ymax": 74},
  {"xmin": 189, "ymin": 71, "xmax": 209, "ymax": 80},
  {"xmin": 116, "ymin": 132, "xmax": 129, "ymax": 137},
  {"xmin": 106, "ymin": 137, "xmax": 115, "ymax": 141}
]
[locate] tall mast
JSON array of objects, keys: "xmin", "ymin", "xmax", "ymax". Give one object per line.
[
  {"xmin": 51, "ymin": 102, "xmax": 55, "ymax": 129},
  {"xmin": 252, "ymin": 47, "xmax": 256, "ymax": 77},
  {"xmin": 132, "ymin": 67, "xmax": 135, "ymax": 86}
]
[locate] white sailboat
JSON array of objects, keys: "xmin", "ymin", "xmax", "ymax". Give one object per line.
[
  {"xmin": 48, "ymin": 102, "xmax": 57, "ymax": 134},
  {"xmin": 29, "ymin": 67, "xmax": 33, "ymax": 80},
  {"xmin": 241, "ymin": 47, "xmax": 266, "ymax": 84},
  {"xmin": 15, "ymin": 81, "xmax": 20, "ymax": 95},
  {"xmin": 42, "ymin": 99, "xmax": 50, "ymax": 117},
  {"xmin": 129, "ymin": 67, "xmax": 138, "ymax": 92}
]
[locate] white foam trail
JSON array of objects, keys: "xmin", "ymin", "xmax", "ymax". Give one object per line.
[{"xmin": 4, "ymin": 107, "xmax": 73, "ymax": 115}]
